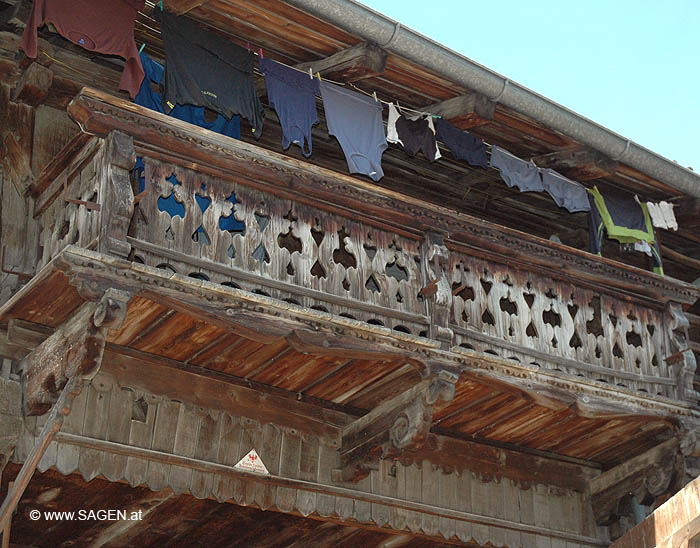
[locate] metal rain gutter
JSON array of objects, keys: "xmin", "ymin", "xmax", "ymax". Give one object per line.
[{"xmin": 286, "ymin": 0, "xmax": 700, "ymax": 198}]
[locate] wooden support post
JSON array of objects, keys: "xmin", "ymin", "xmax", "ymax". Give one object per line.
[
  {"xmin": 0, "ymin": 376, "xmax": 82, "ymax": 533},
  {"xmin": 420, "ymin": 231, "xmax": 453, "ymax": 346},
  {"xmin": 20, "ymin": 289, "xmax": 129, "ymax": 415},
  {"xmin": 98, "ymin": 131, "xmax": 135, "ymax": 259},
  {"xmin": 589, "ymin": 438, "xmax": 684, "ymax": 526}
]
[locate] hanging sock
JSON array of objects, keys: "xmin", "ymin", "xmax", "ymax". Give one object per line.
[
  {"xmin": 319, "ymin": 81, "xmax": 387, "ymax": 182},
  {"xmin": 20, "ymin": 0, "xmax": 145, "ymax": 98},
  {"xmin": 386, "ymin": 102, "xmax": 403, "ymax": 146},
  {"xmin": 259, "ymin": 58, "xmax": 319, "ymax": 157}
]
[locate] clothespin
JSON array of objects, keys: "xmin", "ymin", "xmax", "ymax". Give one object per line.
[
  {"xmin": 139, "ymin": 43, "xmax": 146, "ymax": 53},
  {"xmin": 158, "ymin": 0, "xmax": 163, "ymax": 9},
  {"xmin": 308, "ymin": 67, "xmax": 313, "ymax": 79},
  {"xmin": 246, "ymin": 42, "xmax": 250, "ymax": 53},
  {"xmin": 372, "ymin": 91, "xmax": 378, "ymax": 102},
  {"xmin": 258, "ymin": 48, "xmax": 264, "ymax": 59},
  {"xmin": 316, "ymin": 71, "xmax": 322, "ymax": 81}
]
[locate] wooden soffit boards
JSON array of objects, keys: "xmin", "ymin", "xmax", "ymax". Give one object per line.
[
  {"xmin": 5, "ymin": 245, "xmax": 700, "ymax": 426},
  {"xmin": 66, "ymin": 88, "xmax": 700, "ymax": 307}
]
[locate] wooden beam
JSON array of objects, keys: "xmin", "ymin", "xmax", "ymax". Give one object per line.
[
  {"xmin": 19, "ymin": 289, "xmax": 129, "ymax": 415},
  {"xmin": 295, "ymin": 42, "xmax": 387, "ymax": 83},
  {"xmin": 426, "ymin": 92, "xmax": 495, "ymax": 129},
  {"xmin": 99, "ymin": 346, "xmax": 347, "ymax": 446},
  {"xmin": 11, "ymin": 62, "xmax": 52, "ymax": 107},
  {"xmin": 661, "ymin": 244, "xmax": 700, "ymax": 272},
  {"xmin": 1, "ymin": 132, "xmax": 33, "ymax": 196},
  {"xmin": 590, "ymin": 438, "xmax": 682, "ymax": 525},
  {"xmin": 531, "ymin": 146, "xmax": 618, "ymax": 181},
  {"xmin": 674, "ymin": 198, "xmax": 700, "ymax": 229},
  {"xmin": 610, "ymin": 472, "xmax": 700, "ymax": 548},
  {"xmin": 0, "ymin": 376, "xmax": 82, "ymax": 533},
  {"xmin": 339, "ymin": 373, "xmax": 457, "ymax": 480},
  {"xmin": 50, "ymin": 431, "xmax": 606, "ymax": 546},
  {"xmin": 164, "ymin": 0, "xmax": 211, "ymax": 15}
]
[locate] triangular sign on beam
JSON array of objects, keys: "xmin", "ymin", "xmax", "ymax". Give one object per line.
[{"xmin": 234, "ymin": 449, "xmax": 269, "ymax": 475}]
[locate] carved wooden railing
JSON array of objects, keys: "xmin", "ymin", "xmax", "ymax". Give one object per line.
[
  {"xmin": 26, "ymin": 88, "xmax": 700, "ymax": 407},
  {"xmin": 128, "ymin": 157, "xmax": 429, "ymax": 335}
]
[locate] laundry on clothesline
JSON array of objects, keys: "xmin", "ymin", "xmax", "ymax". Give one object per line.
[
  {"xmin": 20, "ymin": 0, "xmax": 145, "ymax": 98},
  {"xmin": 259, "ymin": 58, "xmax": 320, "ymax": 158},
  {"xmin": 490, "ymin": 146, "xmax": 544, "ymax": 193},
  {"xmin": 646, "ymin": 201, "xmax": 678, "ymax": 231},
  {"xmin": 386, "ymin": 103, "xmax": 441, "ymax": 162},
  {"xmin": 320, "ymin": 81, "xmax": 387, "ymax": 182},
  {"xmin": 154, "ymin": 7, "xmax": 264, "ymax": 135}
]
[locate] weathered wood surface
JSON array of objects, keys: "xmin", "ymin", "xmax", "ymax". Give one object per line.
[
  {"xmin": 426, "ymin": 92, "xmax": 495, "ymax": 129},
  {"xmin": 12, "ymin": 371, "xmax": 606, "ymax": 547},
  {"xmin": 19, "ymin": 289, "xmax": 129, "ymax": 414},
  {"xmin": 67, "ymin": 87, "xmax": 700, "ymax": 307},
  {"xmin": 0, "ymin": 375, "xmax": 82, "ymax": 533},
  {"xmin": 610, "ymin": 472, "xmax": 700, "ymax": 548},
  {"xmin": 16, "ymin": 245, "xmax": 700, "ymax": 424},
  {"xmin": 340, "ymin": 375, "xmax": 457, "ymax": 480},
  {"xmin": 123, "ymin": 152, "xmax": 696, "ymax": 400},
  {"xmin": 295, "ymin": 42, "xmax": 387, "ymax": 82},
  {"xmin": 590, "ymin": 438, "xmax": 684, "ymax": 525}
]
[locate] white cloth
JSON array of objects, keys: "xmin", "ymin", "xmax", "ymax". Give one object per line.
[
  {"xmin": 426, "ymin": 116, "xmax": 441, "ymax": 161},
  {"xmin": 646, "ymin": 201, "xmax": 678, "ymax": 231},
  {"xmin": 386, "ymin": 102, "xmax": 403, "ymax": 146},
  {"xmin": 634, "ymin": 241, "xmax": 652, "ymax": 256}
]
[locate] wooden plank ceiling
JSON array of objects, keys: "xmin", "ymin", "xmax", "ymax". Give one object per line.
[{"xmin": 3, "ymin": 267, "xmax": 673, "ymax": 470}]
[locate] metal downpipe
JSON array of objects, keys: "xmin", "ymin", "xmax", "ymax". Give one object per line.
[{"xmin": 286, "ymin": 0, "xmax": 700, "ymax": 198}]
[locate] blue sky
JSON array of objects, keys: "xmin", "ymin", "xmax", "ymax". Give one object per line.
[{"xmin": 364, "ymin": 0, "xmax": 699, "ymax": 171}]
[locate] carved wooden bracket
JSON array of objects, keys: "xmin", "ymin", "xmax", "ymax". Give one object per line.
[
  {"xmin": 20, "ymin": 288, "xmax": 130, "ymax": 415},
  {"xmin": 589, "ymin": 437, "xmax": 686, "ymax": 528},
  {"xmin": 337, "ymin": 370, "xmax": 458, "ymax": 481},
  {"xmin": 98, "ymin": 130, "xmax": 135, "ymax": 259},
  {"xmin": 666, "ymin": 302, "xmax": 699, "ymax": 404},
  {"xmin": 421, "ymin": 231, "xmax": 453, "ymax": 346}
]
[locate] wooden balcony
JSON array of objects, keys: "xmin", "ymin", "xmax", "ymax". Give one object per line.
[
  {"xmin": 3, "ymin": 87, "xmax": 700, "ymax": 547},
  {"xmin": 2, "ymin": 85, "xmax": 692, "ymax": 427},
  {"xmin": 15, "ymin": 87, "xmax": 696, "ymax": 410}
]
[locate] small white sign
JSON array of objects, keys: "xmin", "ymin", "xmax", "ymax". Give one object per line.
[{"xmin": 234, "ymin": 449, "xmax": 269, "ymax": 475}]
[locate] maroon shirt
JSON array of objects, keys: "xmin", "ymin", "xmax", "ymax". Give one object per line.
[{"xmin": 20, "ymin": 0, "xmax": 145, "ymax": 98}]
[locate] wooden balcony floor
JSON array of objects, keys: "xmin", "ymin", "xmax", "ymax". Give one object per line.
[{"xmin": 0, "ymin": 250, "xmax": 676, "ymax": 470}]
